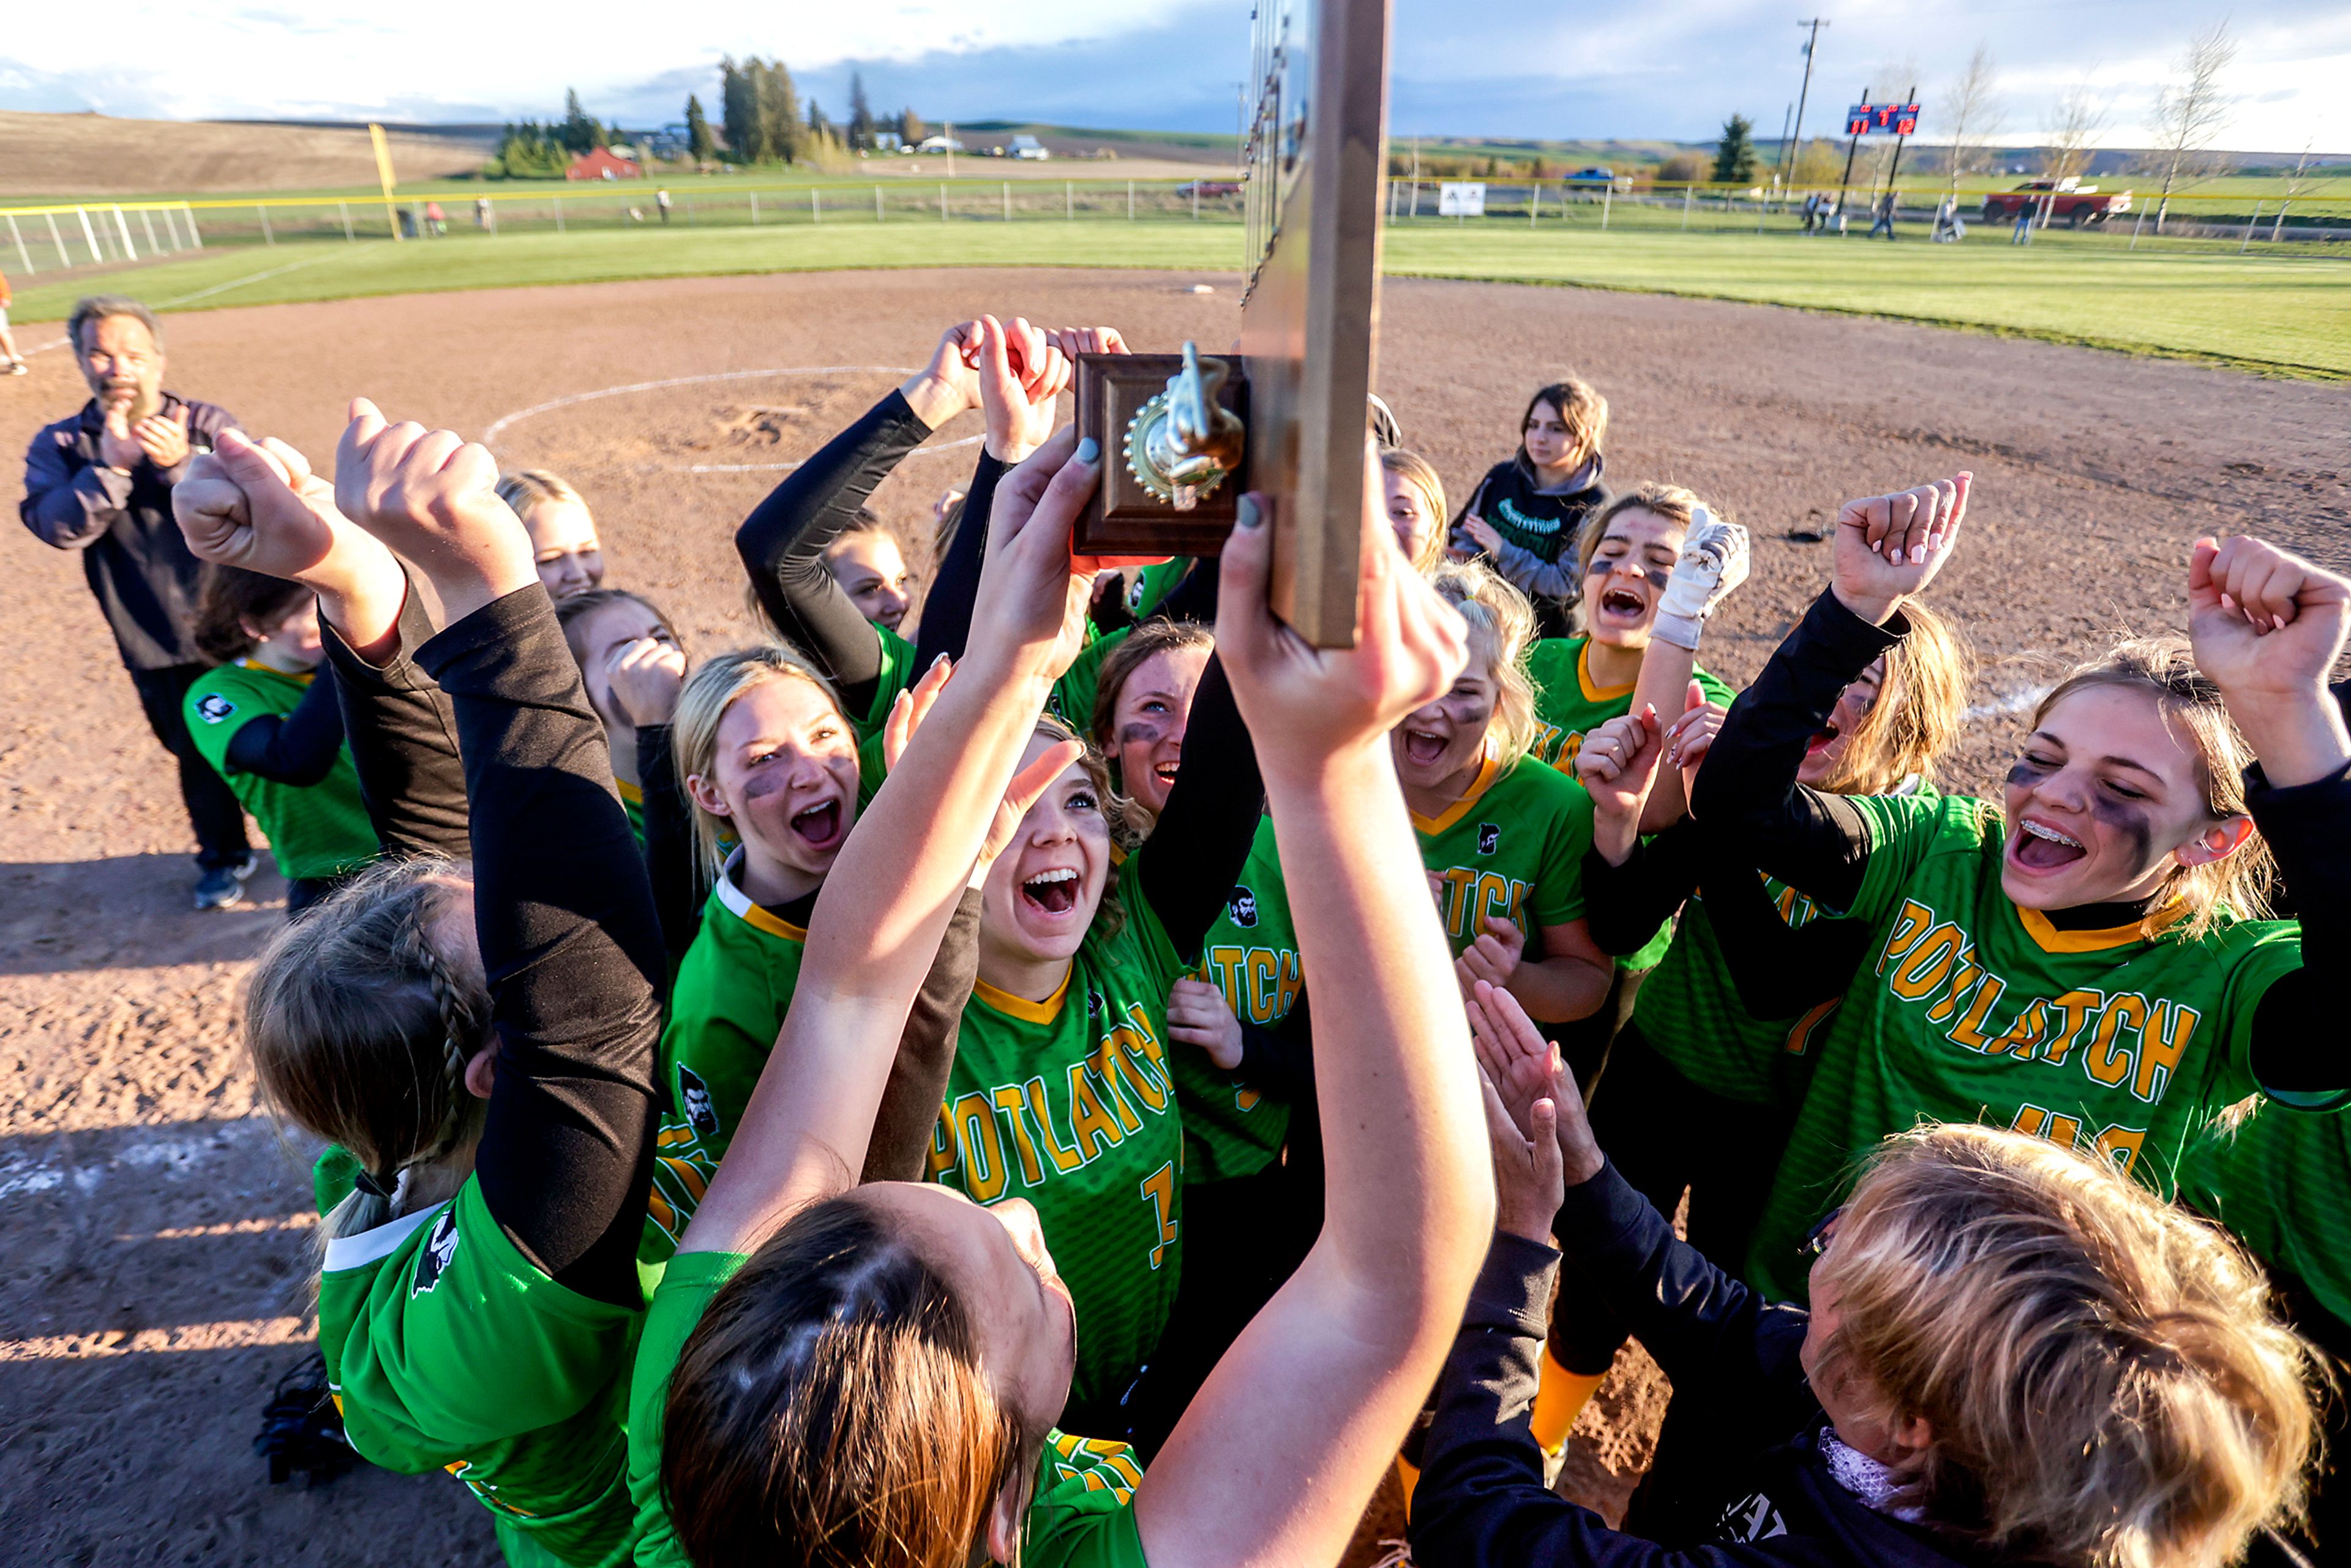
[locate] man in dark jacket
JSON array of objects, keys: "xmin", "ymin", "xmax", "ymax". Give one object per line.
[{"xmin": 21, "ymin": 295, "xmax": 252, "ymax": 908}]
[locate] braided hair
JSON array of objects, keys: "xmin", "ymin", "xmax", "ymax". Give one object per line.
[{"xmin": 246, "ymin": 857, "xmax": 490, "ymax": 1237}]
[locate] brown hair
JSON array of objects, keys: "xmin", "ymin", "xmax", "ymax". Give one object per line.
[
  {"xmin": 1810, "ymin": 1122, "xmax": 2321, "ymax": 1568},
  {"xmin": 1089, "ymin": 618, "xmax": 1215, "ymax": 755},
  {"xmin": 1378, "ymin": 448, "xmax": 1450, "ymax": 573},
  {"xmin": 69, "ymin": 294, "xmax": 163, "ymax": 355},
  {"xmin": 493, "ymin": 468, "xmax": 586, "ymax": 528},
  {"xmin": 1517, "ymin": 378, "xmax": 1609, "ymax": 471},
  {"xmin": 2028, "ymin": 636, "xmax": 2273, "ymax": 939},
  {"xmin": 661, "ymin": 1192, "xmax": 1027, "ymax": 1568},
  {"xmin": 245, "ymin": 858, "xmax": 488, "ymax": 1239},
  {"xmin": 1812, "ymin": 599, "xmax": 1976, "ymax": 798},
  {"xmin": 671, "ymin": 643, "xmax": 852, "ymax": 876},
  {"xmin": 553, "ymin": 588, "xmax": 684, "ymax": 675},
  {"xmin": 193, "ymin": 566, "xmax": 312, "ymax": 665},
  {"xmin": 1430, "ymin": 560, "xmax": 1540, "ymax": 770}
]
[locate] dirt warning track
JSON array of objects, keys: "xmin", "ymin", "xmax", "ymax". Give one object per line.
[{"xmin": 1, "ymin": 268, "xmax": 2344, "ymax": 1564}]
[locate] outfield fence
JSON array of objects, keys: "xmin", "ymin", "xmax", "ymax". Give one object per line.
[
  {"xmin": 0, "ymin": 178, "xmax": 1246, "ymax": 276},
  {"xmin": 1, "ymin": 177, "xmax": 2341, "ymax": 283}
]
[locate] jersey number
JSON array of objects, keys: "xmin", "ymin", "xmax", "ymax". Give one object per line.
[{"xmin": 1140, "ymin": 1161, "xmax": 1178, "ymax": 1270}]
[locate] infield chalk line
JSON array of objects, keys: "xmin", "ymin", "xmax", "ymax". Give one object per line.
[
  {"xmin": 159, "ymin": 250, "xmax": 345, "ymax": 309},
  {"xmin": 0, "ymin": 1316, "xmax": 311, "ymax": 1362},
  {"xmin": 1963, "ymin": 685, "xmax": 2051, "ymax": 724},
  {"xmin": 486, "ymin": 364, "xmax": 918, "ymax": 448}
]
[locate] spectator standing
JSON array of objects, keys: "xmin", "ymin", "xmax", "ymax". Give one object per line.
[
  {"xmin": 423, "ymin": 201, "xmax": 446, "ymax": 236},
  {"xmin": 0, "ymin": 267, "xmax": 26, "ymax": 373},
  {"xmin": 1869, "ymin": 189, "xmax": 1897, "ymax": 239},
  {"xmin": 20, "ymin": 296, "xmax": 252, "ymax": 907},
  {"xmin": 656, "ymin": 189, "xmax": 672, "ymax": 225}
]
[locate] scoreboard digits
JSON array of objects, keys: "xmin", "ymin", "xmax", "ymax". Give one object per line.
[{"xmin": 1845, "ymin": 102, "xmax": 1921, "ymax": 137}]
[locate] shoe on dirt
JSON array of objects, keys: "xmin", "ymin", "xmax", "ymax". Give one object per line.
[
  {"xmin": 4, "ymin": 361, "xmax": 27, "ymax": 376},
  {"xmin": 193, "ymin": 855, "xmax": 256, "ymax": 910}
]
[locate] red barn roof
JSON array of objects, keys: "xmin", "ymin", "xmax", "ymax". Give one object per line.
[{"xmin": 566, "ymin": 148, "xmax": 641, "ymax": 181}]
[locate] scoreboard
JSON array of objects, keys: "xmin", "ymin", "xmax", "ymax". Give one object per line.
[{"xmin": 1845, "ymin": 102, "xmax": 1920, "ymax": 136}]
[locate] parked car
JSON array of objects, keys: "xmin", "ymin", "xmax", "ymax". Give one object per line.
[
  {"xmin": 1981, "ymin": 177, "xmax": 2133, "ymax": 226},
  {"xmin": 1175, "ymin": 180, "xmax": 1242, "ymax": 198},
  {"xmin": 1565, "ymin": 166, "xmax": 1616, "ymax": 186}
]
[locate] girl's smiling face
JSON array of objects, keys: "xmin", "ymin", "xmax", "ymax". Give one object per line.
[
  {"xmin": 1393, "ymin": 645, "xmax": 1499, "ymax": 795},
  {"xmin": 827, "ymin": 531, "xmax": 914, "ymax": 632},
  {"xmin": 1580, "ymin": 508, "xmax": 1684, "ymax": 650},
  {"xmin": 1798, "ymin": 658, "xmax": 1887, "ymax": 790},
  {"xmin": 1999, "ymin": 683, "xmax": 2244, "ymax": 911},
  {"xmin": 690, "ymin": 677, "xmax": 861, "ymax": 886},
  {"xmin": 522, "ymin": 498, "xmax": 605, "ymax": 599},
  {"xmin": 1384, "ymin": 469, "xmax": 1439, "ymax": 566},
  {"xmin": 980, "ymin": 737, "xmax": 1114, "ymax": 970},
  {"xmin": 1108, "ymin": 643, "xmax": 1210, "ymax": 817}
]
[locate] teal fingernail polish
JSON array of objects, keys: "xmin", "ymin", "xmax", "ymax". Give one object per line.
[
  {"xmin": 1074, "ymin": 437, "xmax": 1100, "ymax": 463},
  {"xmin": 1236, "ymin": 495, "xmax": 1262, "ymax": 530}
]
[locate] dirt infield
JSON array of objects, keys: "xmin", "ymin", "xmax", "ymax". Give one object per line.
[{"xmin": 2, "ymin": 268, "xmax": 2345, "ymax": 1565}]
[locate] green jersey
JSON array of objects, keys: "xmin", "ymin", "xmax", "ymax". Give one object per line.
[
  {"xmin": 1747, "ymin": 792, "xmax": 2313, "ymax": 1302},
  {"xmin": 627, "ymin": 1250, "xmax": 1148, "ymax": 1568},
  {"xmin": 1524, "ymin": 637, "xmax": 1737, "ymax": 774},
  {"xmin": 1632, "ymin": 872, "xmax": 1833, "ymax": 1108},
  {"xmin": 846, "ymin": 623, "xmax": 922, "ymax": 740},
  {"xmin": 1124, "ymin": 558, "xmax": 1193, "ymax": 621},
  {"xmin": 613, "ymin": 779, "xmax": 645, "ymax": 846},
  {"xmin": 1047, "ymin": 625, "xmax": 1133, "ymax": 737},
  {"xmin": 1414, "ymin": 752, "xmax": 1594, "ymax": 963},
  {"xmin": 1178, "ymin": 816, "xmax": 1299, "ymax": 1184},
  {"xmin": 320, "ymin": 1179, "xmax": 642, "ymax": 1568},
  {"xmin": 184, "ymin": 661, "xmax": 378, "ymax": 882},
  {"xmin": 639, "ymin": 849, "xmax": 806, "ymax": 1262},
  {"xmin": 2179, "ymin": 1101, "xmax": 2351, "ymax": 1329},
  {"xmin": 927, "ymin": 855, "xmax": 1190, "ymax": 1408}
]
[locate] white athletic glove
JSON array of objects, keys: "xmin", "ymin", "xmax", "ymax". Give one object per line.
[{"xmin": 1651, "ymin": 508, "xmax": 1749, "ymax": 651}]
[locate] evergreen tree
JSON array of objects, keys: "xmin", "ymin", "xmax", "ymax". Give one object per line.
[
  {"xmin": 757, "ymin": 59, "xmax": 802, "ymax": 163},
  {"xmin": 559, "ymin": 88, "xmax": 602, "ymax": 155},
  {"xmin": 899, "ymin": 107, "xmax": 923, "ymax": 145},
  {"xmin": 847, "ymin": 71, "xmax": 875, "ymax": 151},
  {"xmin": 807, "ymin": 99, "xmax": 831, "ymax": 141},
  {"xmin": 1712, "ymin": 113, "xmax": 1757, "ymax": 184},
  {"xmin": 721, "ymin": 56, "xmax": 765, "ymax": 162},
  {"xmin": 685, "ymin": 94, "xmax": 716, "ymax": 162}
]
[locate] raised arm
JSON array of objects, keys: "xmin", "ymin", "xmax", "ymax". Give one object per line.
[
  {"xmin": 734, "ymin": 330, "xmax": 980, "ymax": 707},
  {"xmin": 337, "ymin": 401, "xmax": 666, "ymax": 1308},
  {"xmin": 680, "ymin": 425, "xmax": 1103, "ymax": 1251},
  {"xmin": 2188, "ymin": 536, "xmax": 2351, "ymax": 1103},
  {"xmin": 222, "ymin": 662, "xmax": 347, "ymax": 786},
  {"xmin": 1135, "ymin": 652, "xmax": 1263, "ymax": 955},
  {"xmin": 1690, "ymin": 476, "xmax": 1970, "ymax": 912},
  {"xmin": 1627, "ymin": 514, "xmax": 1747, "ymax": 827},
  {"xmin": 1134, "ymin": 453, "xmax": 1493, "ymax": 1568}
]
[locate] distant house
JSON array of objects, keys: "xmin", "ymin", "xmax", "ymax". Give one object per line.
[
  {"xmin": 1010, "ymin": 134, "xmax": 1049, "ymax": 161},
  {"xmin": 567, "ymin": 148, "xmax": 642, "ymax": 181}
]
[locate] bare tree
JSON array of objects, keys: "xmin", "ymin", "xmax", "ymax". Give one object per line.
[
  {"xmin": 2037, "ymin": 81, "xmax": 2110, "ymax": 226},
  {"xmin": 2270, "ymin": 139, "xmax": 2330, "ymax": 239},
  {"xmin": 2149, "ymin": 17, "xmax": 2238, "ymax": 231},
  {"xmin": 1940, "ymin": 44, "xmax": 2005, "ymax": 203}
]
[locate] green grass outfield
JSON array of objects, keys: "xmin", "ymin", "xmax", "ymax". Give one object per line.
[{"xmin": 10, "ymin": 218, "xmax": 2347, "ymax": 380}]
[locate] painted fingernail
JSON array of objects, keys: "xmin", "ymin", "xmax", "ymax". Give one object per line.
[
  {"xmin": 1236, "ymin": 494, "xmax": 1263, "ymax": 530},
  {"xmin": 1074, "ymin": 437, "xmax": 1100, "ymax": 464}
]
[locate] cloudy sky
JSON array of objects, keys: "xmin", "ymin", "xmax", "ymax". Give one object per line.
[{"xmin": 1, "ymin": 1, "xmax": 2340, "ymax": 154}]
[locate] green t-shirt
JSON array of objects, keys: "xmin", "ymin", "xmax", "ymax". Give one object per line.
[
  {"xmin": 1177, "ymin": 816, "xmax": 1299, "ymax": 1184},
  {"xmin": 319, "ymin": 1179, "xmax": 643, "ymax": 1567},
  {"xmin": 184, "ymin": 661, "xmax": 378, "ymax": 882},
  {"xmin": 639, "ymin": 850, "xmax": 806, "ymax": 1264},
  {"xmin": 627, "ymin": 1249, "xmax": 1148, "ymax": 1568},
  {"xmin": 1046, "ymin": 625, "xmax": 1133, "ymax": 738},
  {"xmin": 2178, "ymin": 1101, "xmax": 2351, "ymax": 1329},
  {"xmin": 929, "ymin": 855, "xmax": 1191, "ymax": 1408},
  {"xmin": 1414, "ymin": 752, "xmax": 1594, "ymax": 967},
  {"xmin": 1524, "ymin": 637, "xmax": 1738, "ymax": 775},
  {"xmin": 1631, "ymin": 872, "xmax": 1834, "ymax": 1108},
  {"xmin": 1745, "ymin": 792, "xmax": 2313, "ymax": 1302}
]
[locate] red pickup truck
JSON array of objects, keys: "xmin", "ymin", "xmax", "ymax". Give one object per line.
[{"xmin": 1981, "ymin": 178, "xmax": 2133, "ymax": 226}]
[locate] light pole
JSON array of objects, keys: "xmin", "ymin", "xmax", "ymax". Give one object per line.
[{"xmin": 1780, "ymin": 18, "xmax": 1828, "ymax": 190}]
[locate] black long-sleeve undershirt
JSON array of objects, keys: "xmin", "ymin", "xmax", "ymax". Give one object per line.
[
  {"xmin": 634, "ymin": 722, "xmax": 705, "ymax": 965},
  {"xmin": 910, "ymin": 449, "xmax": 1009, "ymax": 672},
  {"xmin": 414, "ymin": 588, "xmax": 665, "ymax": 1310},
  {"xmin": 1695, "ymin": 586, "xmax": 2351, "ymax": 1099},
  {"xmin": 1581, "ymin": 822, "xmax": 1875, "ymax": 1019},
  {"xmin": 1133, "ymin": 653, "xmax": 1264, "ymax": 958},
  {"xmin": 222, "ymin": 662, "xmax": 346, "ymax": 784},
  {"xmin": 734, "ymin": 389, "xmax": 932, "ymax": 714},
  {"xmin": 864, "ymin": 887, "xmax": 984, "ymax": 1184},
  {"xmin": 321, "ymin": 577, "xmax": 470, "ymax": 860}
]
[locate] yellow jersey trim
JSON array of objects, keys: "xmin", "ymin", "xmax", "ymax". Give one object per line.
[
  {"xmin": 2015, "ymin": 901, "xmax": 2181, "ymax": 955},
  {"xmin": 614, "ymin": 778, "xmax": 643, "ymax": 806},
  {"xmin": 1412, "ymin": 751, "xmax": 1504, "ymax": 836},
  {"xmin": 236, "ymin": 657, "xmax": 317, "ymax": 689},
  {"xmin": 713, "ymin": 847, "xmax": 809, "ymax": 943},
  {"xmin": 973, "ymin": 970, "xmax": 1071, "ymax": 1025},
  {"xmin": 1577, "ymin": 642, "xmax": 1635, "ymax": 704}
]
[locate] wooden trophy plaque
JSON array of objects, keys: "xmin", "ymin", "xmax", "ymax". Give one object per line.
[{"xmin": 1068, "ymin": 0, "xmax": 1392, "ymax": 648}]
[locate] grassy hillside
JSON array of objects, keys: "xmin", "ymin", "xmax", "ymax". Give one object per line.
[{"xmin": 0, "ymin": 111, "xmax": 491, "ymax": 200}]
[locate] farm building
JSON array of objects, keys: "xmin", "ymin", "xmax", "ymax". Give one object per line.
[{"xmin": 566, "ymin": 147, "xmax": 642, "ymax": 181}]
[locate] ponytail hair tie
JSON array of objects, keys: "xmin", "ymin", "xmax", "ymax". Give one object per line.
[{"xmin": 353, "ymin": 1168, "xmax": 397, "ymax": 1201}]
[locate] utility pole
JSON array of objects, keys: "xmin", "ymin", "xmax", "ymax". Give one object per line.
[
  {"xmin": 1837, "ymin": 84, "xmax": 1869, "ymax": 220},
  {"xmin": 1780, "ymin": 18, "xmax": 1828, "ymax": 190},
  {"xmin": 945, "ymin": 121, "xmax": 954, "ymax": 179},
  {"xmin": 1877, "ymin": 84, "xmax": 1916, "ymax": 210},
  {"xmin": 1775, "ymin": 102, "xmax": 1793, "ymax": 204}
]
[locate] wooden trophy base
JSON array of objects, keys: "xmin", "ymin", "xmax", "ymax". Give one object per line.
[{"xmin": 1071, "ymin": 352, "xmax": 1252, "ymax": 559}]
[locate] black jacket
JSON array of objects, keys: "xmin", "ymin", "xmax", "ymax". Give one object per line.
[
  {"xmin": 21, "ymin": 393, "xmax": 241, "ymax": 670},
  {"xmin": 1409, "ymin": 1163, "xmax": 1979, "ymax": 1568}
]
